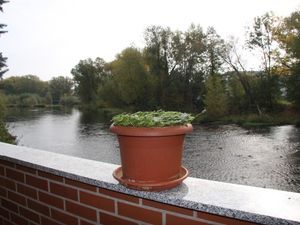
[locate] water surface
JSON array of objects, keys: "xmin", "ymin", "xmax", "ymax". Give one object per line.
[{"xmin": 6, "ymin": 108, "xmax": 300, "ymax": 193}]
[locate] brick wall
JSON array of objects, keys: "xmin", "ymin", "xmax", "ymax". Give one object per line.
[{"xmin": 0, "ymin": 159, "xmax": 257, "ymax": 225}]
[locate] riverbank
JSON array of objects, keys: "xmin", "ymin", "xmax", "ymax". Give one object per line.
[
  {"xmin": 92, "ymin": 106, "xmax": 300, "ymax": 127},
  {"xmin": 194, "ymin": 112, "xmax": 300, "ymax": 127},
  {"xmin": 76, "ymin": 106, "xmax": 300, "ymax": 127},
  {"xmin": 0, "ymin": 121, "xmax": 16, "ymax": 144},
  {"xmin": 5, "ymin": 104, "xmax": 300, "ymax": 127}
]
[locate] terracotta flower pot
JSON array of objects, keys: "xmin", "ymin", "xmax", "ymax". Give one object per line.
[{"xmin": 110, "ymin": 124, "xmax": 193, "ymax": 191}]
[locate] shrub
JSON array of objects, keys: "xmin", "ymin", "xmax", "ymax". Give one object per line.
[
  {"xmin": 0, "ymin": 95, "xmax": 5, "ymax": 119},
  {"xmin": 204, "ymin": 75, "xmax": 228, "ymax": 119},
  {"xmin": 0, "ymin": 121, "xmax": 16, "ymax": 144},
  {"xmin": 18, "ymin": 93, "xmax": 40, "ymax": 107},
  {"xmin": 0, "ymin": 95, "xmax": 16, "ymax": 144},
  {"xmin": 59, "ymin": 95, "xmax": 80, "ymax": 106}
]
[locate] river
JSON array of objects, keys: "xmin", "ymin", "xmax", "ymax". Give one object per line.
[{"xmin": 5, "ymin": 107, "xmax": 300, "ymax": 193}]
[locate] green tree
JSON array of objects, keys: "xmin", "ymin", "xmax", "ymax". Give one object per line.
[
  {"xmin": 288, "ymin": 65, "xmax": 300, "ymax": 108},
  {"xmin": 218, "ymin": 37, "xmax": 262, "ymax": 114},
  {"xmin": 0, "ymin": 53, "xmax": 8, "ymax": 79},
  {"xmin": 246, "ymin": 12, "xmax": 281, "ymax": 110},
  {"xmin": 0, "ymin": 75, "xmax": 48, "ymax": 96},
  {"xmin": 101, "ymin": 47, "xmax": 152, "ymax": 110},
  {"xmin": 171, "ymin": 24, "xmax": 206, "ymax": 111},
  {"xmin": 274, "ymin": 10, "xmax": 300, "ymax": 108},
  {"xmin": 144, "ymin": 25, "xmax": 206, "ymax": 111},
  {"xmin": 143, "ymin": 26, "xmax": 173, "ymax": 108},
  {"xmin": 204, "ymin": 27, "xmax": 226, "ymax": 76},
  {"xmin": 274, "ymin": 10, "xmax": 300, "ymax": 65},
  {"xmin": 71, "ymin": 58, "xmax": 107, "ymax": 104},
  {"xmin": 0, "ymin": 0, "xmax": 15, "ymax": 144},
  {"xmin": 49, "ymin": 76, "xmax": 73, "ymax": 104},
  {"xmin": 0, "ymin": 0, "xmax": 8, "ymax": 79},
  {"xmin": 0, "ymin": 95, "xmax": 15, "ymax": 144},
  {"xmin": 204, "ymin": 75, "xmax": 228, "ymax": 118},
  {"xmin": 226, "ymin": 73, "xmax": 248, "ymax": 113}
]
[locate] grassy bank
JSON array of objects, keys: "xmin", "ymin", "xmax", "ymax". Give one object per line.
[
  {"xmin": 82, "ymin": 105, "xmax": 300, "ymax": 127},
  {"xmin": 0, "ymin": 121, "xmax": 16, "ymax": 144},
  {"xmin": 194, "ymin": 112, "xmax": 300, "ymax": 127},
  {"xmin": 6, "ymin": 104, "xmax": 300, "ymax": 128}
]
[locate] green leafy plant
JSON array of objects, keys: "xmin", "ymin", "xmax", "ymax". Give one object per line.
[{"xmin": 112, "ymin": 110, "xmax": 194, "ymax": 127}]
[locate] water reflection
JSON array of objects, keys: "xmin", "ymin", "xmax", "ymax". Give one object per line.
[
  {"xmin": 79, "ymin": 108, "xmax": 111, "ymax": 124},
  {"xmin": 5, "ymin": 108, "xmax": 300, "ymax": 193}
]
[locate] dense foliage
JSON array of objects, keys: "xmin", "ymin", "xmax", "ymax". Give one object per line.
[
  {"xmin": 0, "ymin": 75, "xmax": 77, "ymax": 107},
  {"xmin": 0, "ymin": 0, "xmax": 8, "ymax": 79},
  {"xmin": 112, "ymin": 110, "xmax": 194, "ymax": 127},
  {"xmin": 0, "ymin": 97, "xmax": 15, "ymax": 143},
  {"xmin": 0, "ymin": 0, "xmax": 15, "ymax": 144},
  {"xmin": 0, "ymin": 8, "xmax": 299, "ymax": 123},
  {"xmin": 67, "ymin": 9, "xmax": 300, "ymax": 118},
  {"xmin": 49, "ymin": 76, "xmax": 73, "ymax": 104},
  {"xmin": 71, "ymin": 58, "xmax": 106, "ymax": 104}
]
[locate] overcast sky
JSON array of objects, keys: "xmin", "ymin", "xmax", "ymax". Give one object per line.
[{"xmin": 1, "ymin": 0, "xmax": 299, "ymax": 81}]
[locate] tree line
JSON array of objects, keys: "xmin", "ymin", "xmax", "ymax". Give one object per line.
[
  {"xmin": 0, "ymin": 0, "xmax": 15, "ymax": 144},
  {"xmin": 0, "ymin": 75, "xmax": 78, "ymax": 107},
  {"xmin": 69, "ymin": 9, "xmax": 300, "ymax": 118},
  {"xmin": 0, "ymin": 9, "xmax": 299, "ymax": 119}
]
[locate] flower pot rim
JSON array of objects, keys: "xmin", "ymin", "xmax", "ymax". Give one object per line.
[{"xmin": 110, "ymin": 123, "xmax": 193, "ymax": 137}]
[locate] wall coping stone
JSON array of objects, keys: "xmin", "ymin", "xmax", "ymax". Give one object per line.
[{"xmin": 0, "ymin": 142, "xmax": 300, "ymax": 225}]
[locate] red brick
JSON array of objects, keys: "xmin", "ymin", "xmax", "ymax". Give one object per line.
[
  {"xmin": 17, "ymin": 183, "xmax": 38, "ymax": 199},
  {"xmin": 99, "ymin": 188, "xmax": 139, "ymax": 204},
  {"xmin": 38, "ymin": 191, "xmax": 64, "ymax": 209},
  {"xmin": 118, "ymin": 202, "xmax": 162, "ymax": 225},
  {"xmin": 40, "ymin": 217, "xmax": 61, "ymax": 225},
  {"xmin": 66, "ymin": 201, "xmax": 97, "ymax": 221},
  {"xmin": 19, "ymin": 207, "xmax": 40, "ymax": 223},
  {"xmin": 0, "ymin": 160, "xmax": 14, "ymax": 168},
  {"xmin": 1, "ymin": 199, "xmax": 18, "ymax": 212},
  {"xmin": 51, "ymin": 208, "xmax": 79, "ymax": 225},
  {"xmin": 0, "ymin": 187, "xmax": 7, "ymax": 197},
  {"xmin": 80, "ymin": 191, "xmax": 114, "ymax": 212},
  {"xmin": 65, "ymin": 179, "xmax": 97, "ymax": 192},
  {"xmin": 0, "ymin": 207, "xmax": 9, "ymax": 219},
  {"xmin": 198, "ymin": 212, "xmax": 257, "ymax": 225},
  {"xmin": 7, "ymin": 191, "xmax": 26, "ymax": 206},
  {"xmin": 50, "ymin": 182, "xmax": 78, "ymax": 200},
  {"xmin": 27, "ymin": 199, "xmax": 50, "ymax": 216},
  {"xmin": 38, "ymin": 171, "xmax": 63, "ymax": 182},
  {"xmin": 26, "ymin": 175, "xmax": 48, "ymax": 190},
  {"xmin": 0, "ymin": 177, "xmax": 16, "ymax": 191},
  {"xmin": 0, "ymin": 166, "xmax": 4, "ymax": 176},
  {"xmin": 16, "ymin": 165, "xmax": 36, "ymax": 174},
  {"xmin": 10, "ymin": 213, "xmax": 29, "ymax": 225},
  {"xmin": 6, "ymin": 168, "xmax": 24, "ymax": 183},
  {"xmin": 166, "ymin": 214, "xmax": 210, "ymax": 225},
  {"xmin": 142, "ymin": 199, "xmax": 193, "ymax": 216},
  {"xmin": 100, "ymin": 212, "xmax": 138, "ymax": 225}
]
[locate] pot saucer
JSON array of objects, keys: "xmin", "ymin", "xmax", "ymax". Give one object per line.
[{"xmin": 113, "ymin": 166, "xmax": 189, "ymax": 191}]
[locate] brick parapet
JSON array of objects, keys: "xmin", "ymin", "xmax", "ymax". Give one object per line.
[
  {"xmin": 1, "ymin": 143, "xmax": 299, "ymax": 225},
  {"xmin": 0, "ymin": 160, "xmax": 258, "ymax": 225}
]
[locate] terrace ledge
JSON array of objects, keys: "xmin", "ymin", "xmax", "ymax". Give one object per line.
[{"xmin": 0, "ymin": 142, "xmax": 299, "ymax": 225}]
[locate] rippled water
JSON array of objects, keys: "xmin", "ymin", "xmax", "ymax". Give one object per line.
[{"xmin": 5, "ymin": 108, "xmax": 300, "ymax": 193}]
